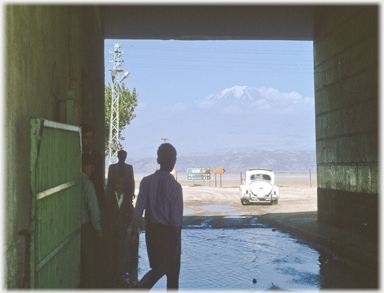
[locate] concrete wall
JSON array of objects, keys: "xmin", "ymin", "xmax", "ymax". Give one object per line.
[
  {"xmin": 5, "ymin": 5, "xmax": 105, "ymax": 288},
  {"xmin": 313, "ymin": 6, "xmax": 378, "ymax": 235}
]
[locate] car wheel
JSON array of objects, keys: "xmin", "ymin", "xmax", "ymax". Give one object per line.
[
  {"xmin": 241, "ymin": 199, "xmax": 248, "ymax": 205},
  {"xmin": 271, "ymin": 200, "xmax": 278, "ymax": 205}
]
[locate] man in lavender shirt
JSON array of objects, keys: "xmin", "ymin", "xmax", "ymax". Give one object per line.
[{"xmin": 130, "ymin": 143, "xmax": 183, "ymax": 290}]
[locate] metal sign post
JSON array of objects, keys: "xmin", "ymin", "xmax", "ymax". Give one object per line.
[
  {"xmin": 309, "ymin": 168, "xmax": 312, "ymax": 187},
  {"xmin": 213, "ymin": 168, "xmax": 225, "ymax": 187}
]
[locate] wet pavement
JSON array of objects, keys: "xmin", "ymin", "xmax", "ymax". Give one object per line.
[
  {"xmin": 131, "ymin": 186, "xmax": 378, "ymax": 290},
  {"xmin": 137, "ymin": 225, "xmax": 377, "ymax": 290}
]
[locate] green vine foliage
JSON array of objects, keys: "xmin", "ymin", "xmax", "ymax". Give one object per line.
[{"xmin": 105, "ymin": 82, "xmax": 138, "ymax": 156}]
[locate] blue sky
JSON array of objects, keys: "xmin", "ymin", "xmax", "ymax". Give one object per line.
[{"xmin": 104, "ymin": 39, "xmax": 315, "ymax": 158}]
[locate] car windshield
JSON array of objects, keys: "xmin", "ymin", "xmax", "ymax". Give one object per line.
[{"xmin": 250, "ymin": 174, "xmax": 271, "ymax": 181}]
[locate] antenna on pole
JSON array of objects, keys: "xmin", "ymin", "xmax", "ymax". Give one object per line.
[{"xmin": 161, "ymin": 138, "xmax": 169, "ymax": 143}]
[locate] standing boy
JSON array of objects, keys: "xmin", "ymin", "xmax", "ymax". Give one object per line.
[
  {"xmin": 105, "ymin": 175, "xmax": 134, "ymax": 287},
  {"xmin": 80, "ymin": 153, "xmax": 103, "ymax": 288},
  {"xmin": 130, "ymin": 143, "xmax": 183, "ymax": 290}
]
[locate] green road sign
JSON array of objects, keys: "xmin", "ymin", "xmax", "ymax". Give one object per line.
[{"xmin": 187, "ymin": 168, "xmax": 211, "ymax": 180}]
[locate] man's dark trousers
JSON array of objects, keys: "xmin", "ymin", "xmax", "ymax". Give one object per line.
[{"xmin": 137, "ymin": 223, "xmax": 181, "ymax": 290}]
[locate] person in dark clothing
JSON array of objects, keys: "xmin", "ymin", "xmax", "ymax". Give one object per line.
[
  {"xmin": 80, "ymin": 123, "xmax": 108, "ymax": 287},
  {"xmin": 107, "ymin": 150, "xmax": 135, "ymax": 200},
  {"xmin": 130, "ymin": 143, "xmax": 183, "ymax": 290},
  {"xmin": 81, "ymin": 123, "xmax": 105, "ymax": 209},
  {"xmin": 105, "ymin": 175, "xmax": 134, "ymax": 287}
]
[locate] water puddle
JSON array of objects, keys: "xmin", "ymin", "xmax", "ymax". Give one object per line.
[
  {"xmin": 223, "ymin": 213, "xmax": 245, "ymax": 218},
  {"xmin": 183, "ymin": 208, "xmax": 193, "ymax": 215},
  {"xmin": 196, "ymin": 204, "xmax": 240, "ymax": 213},
  {"xmin": 137, "ymin": 227, "xmax": 376, "ymax": 290},
  {"xmin": 184, "ymin": 205, "xmax": 242, "ymax": 216}
]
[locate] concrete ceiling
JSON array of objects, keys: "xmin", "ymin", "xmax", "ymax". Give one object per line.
[{"xmin": 100, "ymin": 5, "xmax": 321, "ymax": 41}]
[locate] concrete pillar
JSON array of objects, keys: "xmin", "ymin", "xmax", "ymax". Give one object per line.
[
  {"xmin": 313, "ymin": 6, "xmax": 378, "ymax": 235},
  {"xmin": 5, "ymin": 5, "xmax": 104, "ymax": 288}
]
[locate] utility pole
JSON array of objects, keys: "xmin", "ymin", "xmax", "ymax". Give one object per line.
[
  {"xmin": 108, "ymin": 43, "xmax": 126, "ymax": 167},
  {"xmin": 309, "ymin": 168, "xmax": 312, "ymax": 187}
]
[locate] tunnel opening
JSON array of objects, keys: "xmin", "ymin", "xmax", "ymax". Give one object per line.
[
  {"xmin": 103, "ymin": 39, "xmax": 324, "ymax": 290},
  {"xmin": 104, "ymin": 38, "xmax": 317, "ymax": 203}
]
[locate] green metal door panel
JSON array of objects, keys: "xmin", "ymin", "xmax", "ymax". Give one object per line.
[
  {"xmin": 36, "ymin": 180, "xmax": 81, "ymax": 260},
  {"xmin": 36, "ymin": 233, "xmax": 81, "ymax": 288},
  {"xmin": 30, "ymin": 119, "xmax": 82, "ymax": 288},
  {"xmin": 35, "ymin": 127, "xmax": 81, "ymax": 195}
]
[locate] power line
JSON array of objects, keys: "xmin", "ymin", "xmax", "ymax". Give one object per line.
[
  {"xmin": 104, "ymin": 42, "xmax": 314, "ymax": 75},
  {"xmin": 115, "ymin": 63, "xmax": 313, "ymax": 74},
  {"xmin": 117, "ymin": 54, "xmax": 313, "ymax": 65},
  {"xmin": 117, "ymin": 44, "xmax": 313, "ymax": 55}
]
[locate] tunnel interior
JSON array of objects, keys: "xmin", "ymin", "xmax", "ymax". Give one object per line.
[{"xmin": 5, "ymin": 4, "xmax": 378, "ymax": 289}]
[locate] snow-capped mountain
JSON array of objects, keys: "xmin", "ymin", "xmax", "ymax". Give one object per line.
[
  {"xmin": 204, "ymin": 85, "xmax": 314, "ymax": 106},
  {"xmin": 122, "ymin": 85, "xmax": 316, "ymax": 158},
  {"xmin": 207, "ymin": 86, "xmax": 262, "ymax": 102}
]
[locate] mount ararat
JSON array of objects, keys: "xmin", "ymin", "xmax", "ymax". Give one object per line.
[{"xmin": 123, "ymin": 85, "xmax": 316, "ymax": 159}]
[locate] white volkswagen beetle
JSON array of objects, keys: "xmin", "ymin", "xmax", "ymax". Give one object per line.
[{"xmin": 239, "ymin": 168, "xmax": 280, "ymax": 205}]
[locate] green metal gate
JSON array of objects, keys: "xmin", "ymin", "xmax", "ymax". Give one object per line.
[{"xmin": 30, "ymin": 119, "xmax": 82, "ymax": 288}]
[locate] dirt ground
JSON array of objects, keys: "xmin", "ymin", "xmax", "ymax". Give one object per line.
[{"xmin": 133, "ymin": 173, "xmax": 318, "ymax": 217}]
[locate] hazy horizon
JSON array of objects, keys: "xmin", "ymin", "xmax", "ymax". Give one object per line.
[{"xmin": 104, "ymin": 40, "xmax": 315, "ymax": 159}]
